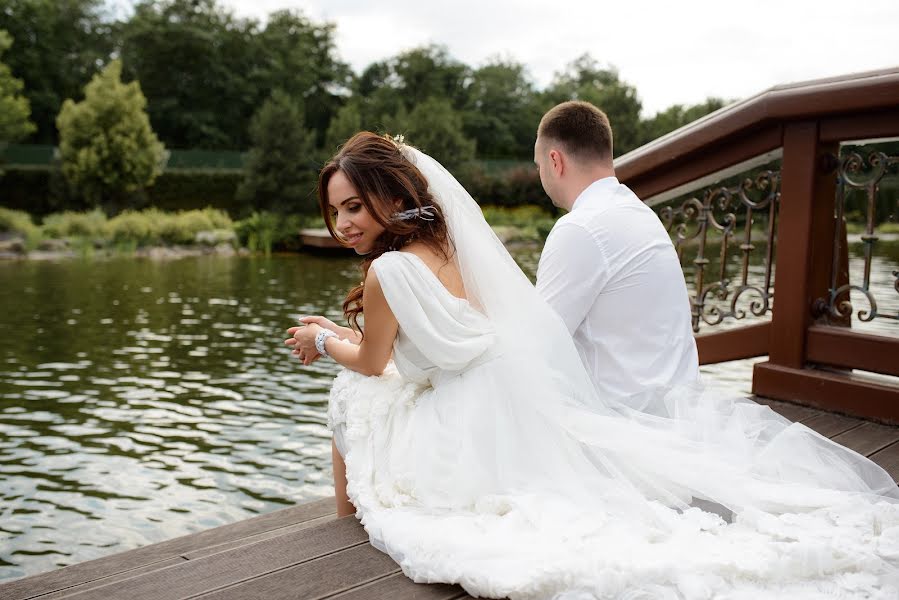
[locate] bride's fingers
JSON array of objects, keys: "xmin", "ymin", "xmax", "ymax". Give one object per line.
[
  {"xmin": 284, "ymin": 338, "xmax": 297, "ymax": 347},
  {"xmin": 299, "ymin": 316, "xmax": 327, "ymax": 326},
  {"xmin": 286, "ymin": 326, "xmax": 302, "ymax": 335}
]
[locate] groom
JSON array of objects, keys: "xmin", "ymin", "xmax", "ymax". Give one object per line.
[{"xmin": 534, "ymin": 101, "xmax": 699, "ymax": 400}]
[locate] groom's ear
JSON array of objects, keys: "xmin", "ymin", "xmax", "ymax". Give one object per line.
[{"xmin": 549, "ymin": 149, "xmax": 564, "ymax": 176}]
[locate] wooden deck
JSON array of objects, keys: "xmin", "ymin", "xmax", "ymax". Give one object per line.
[{"xmin": 3, "ymin": 397, "xmax": 899, "ymax": 600}]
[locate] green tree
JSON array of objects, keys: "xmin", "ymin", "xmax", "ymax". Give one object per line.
[
  {"xmin": 392, "ymin": 45, "xmax": 470, "ymax": 110},
  {"xmin": 544, "ymin": 54, "xmax": 643, "ymax": 156},
  {"xmin": 353, "ymin": 45, "xmax": 471, "ymax": 131},
  {"xmin": 464, "ymin": 58, "xmax": 541, "ymax": 158},
  {"xmin": 256, "ymin": 10, "xmax": 351, "ymax": 145},
  {"xmin": 324, "ymin": 101, "xmax": 362, "ymax": 155},
  {"xmin": 56, "ymin": 60, "xmax": 166, "ymax": 207},
  {"xmin": 119, "ymin": 0, "xmax": 258, "ymax": 149},
  {"xmin": 119, "ymin": 0, "xmax": 348, "ymax": 150},
  {"xmin": 0, "ymin": 0, "xmax": 113, "ymax": 143},
  {"xmin": 639, "ymin": 98, "xmax": 728, "ymax": 145},
  {"xmin": 237, "ymin": 90, "xmax": 318, "ymax": 214},
  {"xmin": 391, "ymin": 97, "xmax": 476, "ymax": 171},
  {"xmin": 0, "ymin": 30, "xmax": 35, "ymax": 143}
]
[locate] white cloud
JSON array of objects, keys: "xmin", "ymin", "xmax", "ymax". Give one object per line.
[{"xmin": 222, "ymin": 0, "xmax": 899, "ymax": 115}]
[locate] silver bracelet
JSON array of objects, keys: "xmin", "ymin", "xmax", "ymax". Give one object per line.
[{"xmin": 315, "ymin": 329, "xmax": 338, "ymax": 357}]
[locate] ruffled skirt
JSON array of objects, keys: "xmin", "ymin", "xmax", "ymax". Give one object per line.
[{"xmin": 327, "ymin": 362, "xmax": 899, "ymax": 600}]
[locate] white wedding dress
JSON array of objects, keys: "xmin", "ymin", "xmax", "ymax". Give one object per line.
[{"xmin": 325, "ymin": 146, "xmax": 899, "ymax": 600}]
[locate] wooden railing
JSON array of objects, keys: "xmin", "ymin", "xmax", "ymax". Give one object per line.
[{"xmin": 615, "ymin": 68, "xmax": 899, "ymax": 422}]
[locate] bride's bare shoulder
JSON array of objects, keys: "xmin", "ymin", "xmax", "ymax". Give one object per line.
[{"xmin": 400, "ymin": 243, "xmax": 466, "ymax": 299}]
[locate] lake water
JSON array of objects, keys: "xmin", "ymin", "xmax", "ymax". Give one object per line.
[{"xmin": 1, "ymin": 242, "xmax": 897, "ymax": 581}]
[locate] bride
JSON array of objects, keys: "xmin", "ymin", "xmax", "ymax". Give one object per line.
[{"xmin": 286, "ymin": 132, "xmax": 899, "ymax": 599}]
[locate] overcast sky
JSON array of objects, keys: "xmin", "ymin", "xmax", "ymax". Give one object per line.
[{"xmin": 219, "ymin": 0, "xmax": 899, "ymax": 116}]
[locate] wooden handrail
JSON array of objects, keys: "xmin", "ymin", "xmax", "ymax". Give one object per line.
[{"xmin": 614, "ymin": 67, "xmax": 899, "ymax": 189}]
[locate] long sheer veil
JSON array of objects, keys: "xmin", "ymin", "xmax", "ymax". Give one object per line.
[{"xmin": 400, "ymin": 143, "xmax": 899, "ymax": 516}]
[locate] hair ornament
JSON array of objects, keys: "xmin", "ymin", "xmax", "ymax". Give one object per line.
[
  {"xmin": 384, "ymin": 133, "xmax": 406, "ymax": 148},
  {"xmin": 393, "ymin": 205, "xmax": 436, "ymax": 222}
]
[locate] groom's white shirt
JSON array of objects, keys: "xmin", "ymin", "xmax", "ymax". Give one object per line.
[{"xmin": 537, "ymin": 177, "xmax": 700, "ymax": 399}]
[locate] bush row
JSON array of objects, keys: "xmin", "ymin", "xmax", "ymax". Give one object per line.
[
  {"xmin": 0, "ymin": 206, "xmax": 235, "ymax": 248},
  {"xmin": 0, "ymin": 163, "xmax": 552, "ymax": 218}
]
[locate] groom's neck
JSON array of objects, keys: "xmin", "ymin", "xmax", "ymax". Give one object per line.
[{"xmin": 561, "ymin": 166, "xmax": 616, "ymax": 211}]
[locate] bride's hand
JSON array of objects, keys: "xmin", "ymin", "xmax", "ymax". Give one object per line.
[
  {"xmin": 285, "ymin": 323, "xmax": 322, "ymax": 366},
  {"xmin": 299, "ymin": 315, "xmax": 360, "ymax": 344},
  {"xmin": 298, "ymin": 315, "xmax": 339, "ymax": 332}
]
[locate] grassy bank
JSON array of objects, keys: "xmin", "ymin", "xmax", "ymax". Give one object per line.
[
  {"xmin": 0, "ymin": 204, "xmax": 558, "ymax": 259},
  {"xmin": 0, "ymin": 207, "xmax": 326, "ymax": 257}
]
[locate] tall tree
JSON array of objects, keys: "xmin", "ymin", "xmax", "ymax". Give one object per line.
[
  {"xmin": 56, "ymin": 60, "xmax": 165, "ymax": 207},
  {"xmin": 237, "ymin": 90, "xmax": 318, "ymax": 214},
  {"xmin": 392, "ymin": 45, "xmax": 470, "ymax": 110},
  {"xmin": 390, "ymin": 97, "xmax": 475, "ymax": 171},
  {"xmin": 119, "ymin": 0, "xmax": 258, "ymax": 149},
  {"xmin": 119, "ymin": 0, "xmax": 348, "ymax": 150},
  {"xmin": 0, "ymin": 30, "xmax": 35, "ymax": 143},
  {"xmin": 324, "ymin": 101, "xmax": 362, "ymax": 155},
  {"xmin": 639, "ymin": 98, "xmax": 728, "ymax": 145},
  {"xmin": 353, "ymin": 45, "xmax": 470, "ymax": 130},
  {"xmin": 544, "ymin": 54, "xmax": 643, "ymax": 156},
  {"xmin": 463, "ymin": 58, "xmax": 541, "ymax": 158},
  {"xmin": 256, "ymin": 10, "xmax": 351, "ymax": 145},
  {"xmin": 0, "ymin": 0, "xmax": 113, "ymax": 143}
]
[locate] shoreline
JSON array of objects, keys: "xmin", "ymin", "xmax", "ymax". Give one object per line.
[{"xmin": 0, "ymin": 242, "xmax": 250, "ymax": 261}]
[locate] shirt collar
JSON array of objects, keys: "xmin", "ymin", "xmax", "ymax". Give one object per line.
[{"xmin": 570, "ymin": 176, "xmax": 620, "ymax": 212}]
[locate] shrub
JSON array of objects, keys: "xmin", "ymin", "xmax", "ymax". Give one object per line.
[
  {"xmin": 235, "ymin": 211, "xmax": 305, "ymax": 255},
  {"xmin": 0, "ymin": 207, "xmax": 41, "ymax": 250},
  {"xmin": 56, "ymin": 60, "xmax": 165, "ymax": 206},
  {"xmin": 105, "ymin": 207, "xmax": 233, "ymax": 246},
  {"xmin": 0, "ymin": 206, "xmax": 37, "ymax": 235},
  {"xmin": 41, "ymin": 208, "xmax": 107, "ymax": 238},
  {"xmin": 105, "ymin": 208, "xmax": 161, "ymax": 246}
]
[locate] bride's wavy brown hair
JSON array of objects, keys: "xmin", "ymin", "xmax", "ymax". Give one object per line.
[{"xmin": 318, "ymin": 132, "xmax": 453, "ymax": 335}]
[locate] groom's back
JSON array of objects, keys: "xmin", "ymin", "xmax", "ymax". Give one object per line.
[{"xmin": 537, "ymin": 178, "xmax": 700, "ymax": 400}]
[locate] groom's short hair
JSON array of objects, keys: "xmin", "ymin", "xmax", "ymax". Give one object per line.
[{"xmin": 538, "ymin": 101, "xmax": 613, "ymax": 163}]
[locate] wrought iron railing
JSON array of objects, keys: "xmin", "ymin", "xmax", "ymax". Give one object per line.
[
  {"xmin": 816, "ymin": 149, "xmax": 899, "ymax": 324},
  {"xmin": 658, "ymin": 170, "xmax": 780, "ymax": 332}
]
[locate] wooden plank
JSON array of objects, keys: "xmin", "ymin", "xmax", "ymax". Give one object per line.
[
  {"xmin": 0, "ymin": 499, "xmax": 336, "ymax": 600},
  {"xmin": 36, "ymin": 558, "xmax": 186, "ymax": 600},
  {"xmin": 819, "ymin": 108, "xmax": 899, "ymax": 142},
  {"xmin": 800, "ymin": 413, "xmax": 864, "ymax": 438},
  {"xmin": 627, "ymin": 126, "xmax": 782, "ymax": 201},
  {"xmin": 192, "ymin": 543, "xmax": 398, "ymax": 600},
  {"xmin": 183, "ymin": 514, "xmax": 336, "ymax": 560},
  {"xmin": 616, "ymin": 68, "xmax": 899, "ymax": 185},
  {"xmin": 752, "ymin": 362, "xmax": 899, "ymax": 423},
  {"xmin": 696, "ymin": 322, "xmax": 770, "ymax": 365},
  {"xmin": 750, "ymin": 395, "xmax": 823, "ymax": 422},
  {"xmin": 806, "ymin": 326, "xmax": 899, "ymax": 378},
  {"xmin": 326, "ymin": 572, "xmax": 465, "ymax": 600},
  {"xmin": 831, "ymin": 422, "xmax": 899, "ymax": 457},
  {"xmin": 869, "ymin": 442, "xmax": 899, "ymax": 482},
  {"xmin": 55, "ymin": 517, "xmax": 366, "ymax": 600}
]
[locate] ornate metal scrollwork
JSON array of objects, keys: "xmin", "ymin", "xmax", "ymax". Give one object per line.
[
  {"xmin": 819, "ymin": 151, "xmax": 899, "ymax": 323},
  {"xmin": 659, "ymin": 170, "xmax": 780, "ymax": 332}
]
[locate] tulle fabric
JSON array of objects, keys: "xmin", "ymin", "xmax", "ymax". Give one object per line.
[{"xmin": 324, "ymin": 146, "xmax": 899, "ymax": 599}]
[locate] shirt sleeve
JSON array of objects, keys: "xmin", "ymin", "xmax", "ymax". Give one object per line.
[{"xmin": 536, "ymin": 221, "xmax": 609, "ymax": 335}]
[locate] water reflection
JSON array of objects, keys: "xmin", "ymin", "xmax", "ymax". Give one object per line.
[{"xmin": 0, "ymin": 254, "xmax": 356, "ymax": 579}]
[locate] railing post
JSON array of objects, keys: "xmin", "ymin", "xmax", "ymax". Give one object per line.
[{"xmin": 753, "ymin": 122, "xmax": 839, "ymax": 392}]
